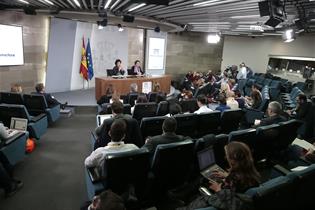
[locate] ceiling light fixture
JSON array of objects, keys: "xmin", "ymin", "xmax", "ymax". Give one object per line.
[
  {"xmin": 19, "ymin": 0, "xmax": 29, "ymax": 4},
  {"xmin": 230, "ymin": 15, "xmax": 260, "ymax": 19},
  {"xmin": 282, "ymin": 28, "xmax": 296, "ymax": 43},
  {"xmin": 117, "ymin": 24, "xmax": 124, "ymax": 32},
  {"xmin": 128, "ymin": 3, "xmax": 146, "ymax": 12},
  {"xmin": 193, "ymin": 0, "xmax": 220, "ymax": 6},
  {"xmin": 207, "ymin": 33, "xmax": 221, "ymax": 44},
  {"xmin": 110, "ymin": 0, "xmax": 121, "ymax": 9},
  {"xmin": 43, "ymin": 0, "xmax": 54, "ymax": 5},
  {"xmin": 73, "ymin": 0, "xmax": 81, "ymax": 7},
  {"xmin": 104, "ymin": 0, "xmax": 112, "ymax": 9}
]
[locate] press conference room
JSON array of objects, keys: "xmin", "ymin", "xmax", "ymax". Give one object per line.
[{"xmin": 1, "ymin": 0, "xmax": 315, "ymax": 210}]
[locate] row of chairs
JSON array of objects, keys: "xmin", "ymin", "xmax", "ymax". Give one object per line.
[
  {"xmin": 198, "ymin": 163, "xmax": 315, "ymax": 210},
  {"xmin": 86, "ymin": 119, "xmax": 302, "ymax": 206},
  {"xmin": 140, "ymin": 109, "xmax": 244, "ymax": 139},
  {"xmin": 0, "ymin": 104, "xmax": 48, "ymax": 140},
  {"xmin": 280, "ymin": 86, "xmax": 303, "ymax": 109},
  {"xmin": 0, "ymin": 92, "xmax": 60, "ymax": 123}
]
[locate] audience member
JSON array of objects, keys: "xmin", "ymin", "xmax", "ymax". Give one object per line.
[
  {"xmin": 35, "ymin": 83, "xmax": 67, "ymax": 109},
  {"xmin": 95, "ymin": 101, "xmax": 132, "ymax": 138},
  {"xmin": 10, "ymin": 84, "xmax": 23, "ymax": 93},
  {"xmin": 254, "ymin": 101, "xmax": 287, "ymax": 127},
  {"xmin": 234, "ymin": 90, "xmax": 245, "ymax": 109},
  {"xmin": 142, "ymin": 117, "xmax": 187, "ymax": 154},
  {"xmin": 131, "ymin": 94, "xmax": 148, "ymax": 114},
  {"xmin": 85, "ymin": 119, "xmax": 139, "ymax": 175},
  {"xmin": 112, "ymin": 59, "xmax": 125, "ymax": 76},
  {"xmin": 245, "ymin": 90, "xmax": 262, "ymax": 109},
  {"xmin": 195, "ymin": 95, "xmax": 213, "ymax": 114},
  {"xmin": 226, "ymin": 91, "xmax": 239, "ymax": 110},
  {"xmin": 130, "ymin": 60, "xmax": 144, "ymax": 75},
  {"xmin": 236, "ymin": 62, "xmax": 247, "ymax": 95},
  {"xmin": 81, "ymin": 190, "xmax": 126, "ymax": 210},
  {"xmin": 129, "ymin": 83, "xmax": 138, "ymax": 94},
  {"xmin": 215, "ymin": 94, "xmax": 231, "ymax": 112},
  {"xmin": 152, "ymin": 82, "xmax": 161, "ymax": 93},
  {"xmin": 178, "ymin": 142, "xmax": 260, "ymax": 210},
  {"xmin": 167, "ymin": 103, "xmax": 182, "ymax": 116},
  {"xmin": 155, "ymin": 94, "xmax": 166, "ymax": 104}
]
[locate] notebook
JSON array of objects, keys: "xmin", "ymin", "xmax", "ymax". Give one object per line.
[
  {"xmin": 198, "ymin": 147, "xmax": 226, "ymax": 183},
  {"xmin": 10, "ymin": 117, "xmax": 28, "ymax": 131}
]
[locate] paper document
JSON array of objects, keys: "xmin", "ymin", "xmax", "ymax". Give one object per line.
[
  {"xmin": 291, "ymin": 138, "xmax": 315, "ymax": 150},
  {"xmin": 142, "ymin": 81, "xmax": 152, "ymax": 94}
]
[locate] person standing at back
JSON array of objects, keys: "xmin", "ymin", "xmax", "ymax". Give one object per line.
[{"xmin": 236, "ymin": 62, "xmax": 247, "ymax": 95}]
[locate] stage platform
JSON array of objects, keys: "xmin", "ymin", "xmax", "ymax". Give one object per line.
[{"xmin": 52, "ymin": 88, "xmax": 97, "ymax": 106}]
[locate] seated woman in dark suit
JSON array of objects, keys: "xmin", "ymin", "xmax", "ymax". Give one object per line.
[
  {"xmin": 130, "ymin": 60, "xmax": 144, "ymax": 75},
  {"xmin": 112, "ymin": 59, "xmax": 125, "ymax": 76}
]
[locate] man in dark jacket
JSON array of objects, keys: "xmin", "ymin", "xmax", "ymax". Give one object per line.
[
  {"xmin": 35, "ymin": 83, "xmax": 67, "ymax": 109},
  {"xmin": 142, "ymin": 117, "xmax": 187, "ymax": 154},
  {"xmin": 255, "ymin": 101, "xmax": 287, "ymax": 127}
]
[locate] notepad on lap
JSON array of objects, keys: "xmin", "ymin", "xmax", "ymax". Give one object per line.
[{"xmin": 291, "ymin": 138, "xmax": 315, "ymax": 150}]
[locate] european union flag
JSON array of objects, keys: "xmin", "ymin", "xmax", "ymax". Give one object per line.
[{"xmin": 86, "ymin": 38, "xmax": 94, "ymax": 80}]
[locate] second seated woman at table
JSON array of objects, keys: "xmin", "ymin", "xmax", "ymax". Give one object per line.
[
  {"xmin": 130, "ymin": 60, "xmax": 144, "ymax": 75},
  {"xmin": 112, "ymin": 59, "xmax": 125, "ymax": 76}
]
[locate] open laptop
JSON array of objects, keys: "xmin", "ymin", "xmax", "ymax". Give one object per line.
[
  {"xmin": 198, "ymin": 147, "xmax": 226, "ymax": 183},
  {"xmin": 96, "ymin": 114, "xmax": 112, "ymax": 127},
  {"xmin": 10, "ymin": 117, "xmax": 28, "ymax": 131}
]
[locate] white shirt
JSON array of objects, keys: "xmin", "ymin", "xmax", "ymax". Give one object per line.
[
  {"xmin": 0, "ymin": 123, "xmax": 9, "ymax": 140},
  {"xmin": 237, "ymin": 67, "xmax": 247, "ymax": 79},
  {"xmin": 194, "ymin": 105, "xmax": 213, "ymax": 114},
  {"xmin": 227, "ymin": 98, "xmax": 239, "ymax": 110},
  {"xmin": 84, "ymin": 141, "xmax": 139, "ymax": 174}
]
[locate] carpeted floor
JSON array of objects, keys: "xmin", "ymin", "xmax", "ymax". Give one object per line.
[{"xmin": 0, "ymin": 107, "xmax": 96, "ymax": 210}]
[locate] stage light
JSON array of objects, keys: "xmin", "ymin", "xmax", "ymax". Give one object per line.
[
  {"xmin": 118, "ymin": 24, "xmax": 124, "ymax": 32},
  {"xmin": 282, "ymin": 28, "xmax": 295, "ymax": 43},
  {"xmin": 154, "ymin": 26, "xmax": 160, "ymax": 33},
  {"xmin": 207, "ymin": 34, "xmax": 220, "ymax": 44}
]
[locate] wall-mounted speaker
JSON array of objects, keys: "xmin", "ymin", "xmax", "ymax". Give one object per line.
[
  {"xmin": 123, "ymin": 15, "xmax": 135, "ymax": 22},
  {"xmin": 23, "ymin": 7, "xmax": 37, "ymax": 15},
  {"xmin": 258, "ymin": 1, "xmax": 270, "ymax": 17}
]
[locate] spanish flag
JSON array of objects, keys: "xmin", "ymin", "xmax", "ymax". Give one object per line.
[{"xmin": 79, "ymin": 37, "xmax": 88, "ymax": 81}]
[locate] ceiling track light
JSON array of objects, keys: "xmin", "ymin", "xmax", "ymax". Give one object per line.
[
  {"xmin": 128, "ymin": 3, "xmax": 146, "ymax": 12},
  {"xmin": 118, "ymin": 24, "xmax": 124, "ymax": 32},
  {"xmin": 104, "ymin": 0, "xmax": 112, "ymax": 9},
  {"xmin": 19, "ymin": 0, "xmax": 29, "ymax": 4},
  {"xmin": 207, "ymin": 33, "xmax": 221, "ymax": 44}
]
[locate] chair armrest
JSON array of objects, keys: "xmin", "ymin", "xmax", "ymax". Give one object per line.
[
  {"xmin": 4, "ymin": 132, "xmax": 25, "ymax": 145},
  {"xmin": 273, "ymin": 164, "xmax": 291, "ymax": 175},
  {"xmin": 30, "ymin": 113, "xmax": 47, "ymax": 122},
  {"xmin": 87, "ymin": 167, "xmax": 106, "ymax": 183}
]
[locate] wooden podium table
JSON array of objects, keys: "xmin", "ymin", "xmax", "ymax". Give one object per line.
[{"xmin": 95, "ymin": 75, "xmax": 172, "ymax": 101}]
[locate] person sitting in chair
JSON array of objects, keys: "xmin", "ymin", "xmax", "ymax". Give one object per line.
[
  {"xmin": 130, "ymin": 60, "xmax": 144, "ymax": 75},
  {"xmin": 254, "ymin": 101, "xmax": 287, "ymax": 127},
  {"xmin": 35, "ymin": 83, "xmax": 67, "ymax": 109},
  {"xmin": 112, "ymin": 59, "xmax": 125, "ymax": 76},
  {"xmin": 85, "ymin": 119, "xmax": 139, "ymax": 175}
]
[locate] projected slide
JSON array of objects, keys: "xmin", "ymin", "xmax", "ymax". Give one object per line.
[
  {"xmin": 148, "ymin": 37, "xmax": 165, "ymax": 70},
  {"xmin": 0, "ymin": 24, "xmax": 24, "ymax": 66}
]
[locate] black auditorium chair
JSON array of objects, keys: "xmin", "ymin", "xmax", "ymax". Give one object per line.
[
  {"xmin": 100, "ymin": 103, "xmax": 131, "ymax": 115},
  {"xmin": 127, "ymin": 93, "xmax": 138, "ymax": 107},
  {"xmin": 147, "ymin": 92, "xmax": 158, "ymax": 102},
  {"xmin": 174, "ymin": 113, "xmax": 197, "ymax": 137},
  {"xmin": 156, "ymin": 101, "xmax": 169, "ymax": 116},
  {"xmin": 94, "ymin": 118, "xmax": 143, "ymax": 149},
  {"xmin": 0, "ymin": 104, "xmax": 48, "ymax": 140},
  {"xmin": 151, "ymin": 140, "xmax": 194, "ymax": 192},
  {"xmin": 229, "ymin": 128, "xmax": 257, "ymax": 152},
  {"xmin": 132, "ymin": 102, "xmax": 157, "ymax": 123},
  {"xmin": 23, "ymin": 94, "xmax": 60, "ymax": 123},
  {"xmin": 179, "ymin": 99, "xmax": 199, "ymax": 113},
  {"xmin": 195, "ymin": 111, "xmax": 221, "ymax": 137},
  {"xmin": 0, "ymin": 92, "xmax": 24, "ymax": 105},
  {"xmin": 220, "ymin": 108, "xmax": 244, "ymax": 134},
  {"xmin": 85, "ymin": 149, "xmax": 150, "ymax": 201},
  {"xmin": 276, "ymin": 119, "xmax": 302, "ymax": 152},
  {"xmin": 255, "ymin": 124, "xmax": 281, "ymax": 161},
  {"xmin": 140, "ymin": 116, "xmax": 167, "ymax": 140}
]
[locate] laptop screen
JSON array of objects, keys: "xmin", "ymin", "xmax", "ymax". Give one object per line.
[
  {"xmin": 197, "ymin": 147, "xmax": 216, "ymax": 171},
  {"xmin": 10, "ymin": 117, "xmax": 27, "ymax": 131},
  {"xmin": 96, "ymin": 114, "xmax": 112, "ymax": 127}
]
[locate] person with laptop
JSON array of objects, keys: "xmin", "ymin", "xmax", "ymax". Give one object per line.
[
  {"xmin": 85, "ymin": 119, "xmax": 139, "ymax": 176},
  {"xmin": 142, "ymin": 117, "xmax": 188, "ymax": 155},
  {"xmin": 177, "ymin": 142, "xmax": 260, "ymax": 210}
]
